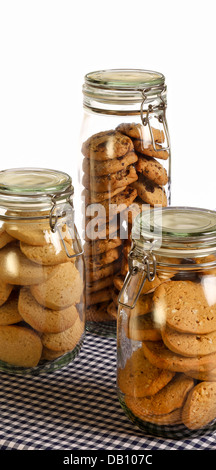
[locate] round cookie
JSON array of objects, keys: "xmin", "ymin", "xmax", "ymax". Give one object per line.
[
  {"xmin": 118, "ymin": 347, "xmax": 174, "ymax": 398},
  {"xmin": 153, "ymin": 280, "xmax": 216, "ymax": 334},
  {"xmin": 0, "ymin": 325, "xmax": 42, "ymax": 367},
  {"xmin": 86, "ymin": 287, "xmax": 112, "ymax": 306},
  {"xmin": 85, "ymin": 246, "xmax": 122, "ymax": 271},
  {"xmin": 84, "ymin": 236, "xmax": 122, "ymax": 256},
  {"xmin": 86, "ymin": 187, "xmax": 138, "ymax": 222},
  {"xmin": 127, "ymin": 313, "xmax": 162, "ymax": 341},
  {"xmin": 135, "ymin": 154, "xmax": 168, "ymax": 186},
  {"xmin": 20, "ymin": 240, "xmax": 75, "ymax": 265},
  {"xmin": 18, "ymin": 287, "xmax": 79, "ymax": 333},
  {"xmin": 138, "ymin": 408, "xmax": 182, "ymax": 425},
  {"xmin": 116, "ymin": 122, "xmax": 165, "ymax": 143},
  {"xmin": 186, "ymin": 368, "xmax": 216, "ymax": 381},
  {"xmin": 86, "ymin": 259, "xmax": 121, "ymax": 282},
  {"xmin": 142, "ymin": 340, "xmax": 216, "ymax": 373},
  {"xmin": 83, "ymin": 185, "xmax": 127, "ymax": 204},
  {"xmin": 0, "ymin": 291, "xmax": 22, "ymax": 325},
  {"xmin": 86, "ymin": 301, "xmax": 113, "ymax": 322},
  {"xmin": 41, "ymin": 315, "xmax": 84, "ymax": 351},
  {"xmin": 41, "ymin": 346, "xmax": 70, "ymax": 361},
  {"xmin": 130, "ymin": 293, "xmax": 153, "ymax": 318},
  {"xmin": 81, "ymin": 129, "xmax": 134, "ymax": 161},
  {"xmin": 86, "ymin": 275, "xmax": 114, "ymax": 293},
  {"xmin": 161, "ymin": 325, "xmax": 216, "ymax": 357},
  {"xmin": 0, "ymin": 281, "xmax": 14, "ymax": 307},
  {"xmin": 82, "ymin": 151, "xmax": 138, "ymax": 176},
  {"xmin": 125, "ymin": 374, "xmax": 194, "ymax": 416},
  {"xmin": 132, "ymin": 175, "xmax": 167, "ymax": 207},
  {"xmin": 0, "ymin": 245, "xmax": 56, "ymax": 285},
  {"xmin": 0, "ymin": 229, "xmax": 15, "ymax": 249},
  {"xmin": 82, "ymin": 165, "xmax": 138, "ymax": 192},
  {"xmin": 84, "ymin": 217, "xmax": 120, "ymax": 242},
  {"xmin": 182, "ymin": 381, "xmax": 216, "ymax": 430},
  {"xmin": 5, "ymin": 220, "xmax": 52, "ymax": 246},
  {"xmin": 30, "ymin": 262, "xmax": 83, "ymax": 310},
  {"xmin": 133, "ymin": 140, "xmax": 169, "ymax": 160},
  {"xmin": 106, "ymin": 301, "xmax": 117, "ymax": 320}
]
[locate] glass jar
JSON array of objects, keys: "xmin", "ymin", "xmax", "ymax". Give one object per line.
[
  {"xmin": 117, "ymin": 206, "xmax": 216, "ymax": 438},
  {"xmin": 79, "ymin": 69, "xmax": 171, "ymax": 337},
  {"xmin": 0, "ymin": 168, "xmax": 85, "ymax": 375}
]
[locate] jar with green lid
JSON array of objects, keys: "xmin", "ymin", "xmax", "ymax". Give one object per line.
[
  {"xmin": 117, "ymin": 206, "xmax": 216, "ymax": 438},
  {"xmin": 79, "ymin": 69, "xmax": 171, "ymax": 337},
  {"xmin": 0, "ymin": 167, "xmax": 85, "ymax": 375}
]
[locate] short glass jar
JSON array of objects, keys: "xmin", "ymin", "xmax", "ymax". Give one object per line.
[
  {"xmin": 79, "ymin": 69, "xmax": 171, "ymax": 337},
  {"xmin": 0, "ymin": 168, "xmax": 85, "ymax": 375},
  {"xmin": 117, "ymin": 206, "xmax": 216, "ymax": 438}
]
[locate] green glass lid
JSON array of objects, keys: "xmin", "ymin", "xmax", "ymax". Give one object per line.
[
  {"xmin": 84, "ymin": 69, "xmax": 165, "ymax": 90},
  {"xmin": 0, "ymin": 168, "xmax": 72, "ymax": 196}
]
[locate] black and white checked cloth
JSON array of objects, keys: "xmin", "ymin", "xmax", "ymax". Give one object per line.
[{"xmin": 0, "ymin": 332, "xmax": 216, "ymax": 451}]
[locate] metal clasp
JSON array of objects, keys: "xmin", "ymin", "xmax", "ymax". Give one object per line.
[
  {"xmin": 140, "ymin": 86, "xmax": 171, "ymax": 153},
  {"xmin": 118, "ymin": 249, "xmax": 157, "ymax": 309}
]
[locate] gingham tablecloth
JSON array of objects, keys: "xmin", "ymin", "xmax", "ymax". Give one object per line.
[{"xmin": 0, "ymin": 332, "xmax": 216, "ymax": 451}]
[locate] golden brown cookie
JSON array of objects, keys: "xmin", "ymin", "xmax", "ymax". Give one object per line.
[
  {"xmin": 0, "ymin": 325, "xmax": 42, "ymax": 367},
  {"xmin": 130, "ymin": 293, "xmax": 154, "ymax": 318},
  {"xmin": 125, "ymin": 374, "xmax": 194, "ymax": 416},
  {"xmin": 30, "ymin": 262, "xmax": 83, "ymax": 310},
  {"xmin": 0, "ymin": 281, "xmax": 14, "ymax": 307},
  {"xmin": 127, "ymin": 313, "xmax": 162, "ymax": 341},
  {"xmin": 82, "ymin": 130, "xmax": 134, "ymax": 161},
  {"xmin": 83, "ymin": 185, "xmax": 127, "ymax": 204},
  {"xmin": 85, "ymin": 187, "xmax": 138, "ymax": 222},
  {"xmin": 132, "ymin": 174, "xmax": 167, "ymax": 207},
  {"xmin": 0, "ymin": 245, "xmax": 56, "ymax": 286},
  {"xmin": 18, "ymin": 287, "xmax": 79, "ymax": 333},
  {"xmin": 41, "ymin": 346, "xmax": 70, "ymax": 361},
  {"xmin": 161, "ymin": 325, "xmax": 216, "ymax": 357},
  {"xmin": 133, "ymin": 140, "xmax": 169, "ymax": 160},
  {"xmin": 84, "ymin": 236, "xmax": 122, "ymax": 256},
  {"xmin": 136, "ymin": 155, "xmax": 168, "ymax": 186},
  {"xmin": 142, "ymin": 340, "xmax": 216, "ymax": 373},
  {"xmin": 86, "ymin": 301, "xmax": 113, "ymax": 322},
  {"xmin": 0, "ymin": 291, "xmax": 22, "ymax": 325},
  {"xmin": 86, "ymin": 287, "xmax": 112, "ymax": 306},
  {"xmin": 86, "ymin": 275, "xmax": 114, "ymax": 293},
  {"xmin": 182, "ymin": 381, "xmax": 216, "ymax": 430},
  {"xmin": 41, "ymin": 315, "xmax": 84, "ymax": 351},
  {"xmin": 82, "ymin": 151, "xmax": 138, "ymax": 176},
  {"xmin": 138, "ymin": 408, "xmax": 182, "ymax": 425},
  {"xmin": 0, "ymin": 229, "xmax": 15, "ymax": 249},
  {"xmin": 5, "ymin": 220, "xmax": 52, "ymax": 246},
  {"xmin": 85, "ymin": 218, "xmax": 120, "ymax": 242},
  {"xmin": 86, "ymin": 259, "xmax": 121, "ymax": 282},
  {"xmin": 118, "ymin": 347, "xmax": 174, "ymax": 398},
  {"xmin": 153, "ymin": 280, "xmax": 216, "ymax": 334},
  {"xmin": 116, "ymin": 122, "xmax": 165, "ymax": 143},
  {"xmin": 83, "ymin": 165, "xmax": 138, "ymax": 193},
  {"xmin": 85, "ymin": 246, "xmax": 122, "ymax": 271},
  {"xmin": 186, "ymin": 368, "xmax": 216, "ymax": 381},
  {"xmin": 106, "ymin": 301, "xmax": 118, "ymax": 320},
  {"xmin": 20, "ymin": 240, "xmax": 75, "ymax": 265}
]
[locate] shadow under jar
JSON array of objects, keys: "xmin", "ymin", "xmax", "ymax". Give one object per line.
[
  {"xmin": 117, "ymin": 206, "xmax": 216, "ymax": 438},
  {"xmin": 79, "ymin": 69, "xmax": 171, "ymax": 337},
  {"xmin": 0, "ymin": 168, "xmax": 85, "ymax": 375}
]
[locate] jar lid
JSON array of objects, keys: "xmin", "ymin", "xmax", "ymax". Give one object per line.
[{"xmin": 132, "ymin": 206, "xmax": 216, "ymax": 257}]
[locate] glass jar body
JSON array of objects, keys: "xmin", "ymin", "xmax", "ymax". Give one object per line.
[
  {"xmin": 79, "ymin": 69, "xmax": 171, "ymax": 337},
  {"xmin": 117, "ymin": 248, "xmax": 216, "ymax": 438},
  {"xmin": 0, "ymin": 169, "xmax": 85, "ymax": 375}
]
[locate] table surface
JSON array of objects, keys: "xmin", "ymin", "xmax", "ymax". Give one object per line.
[{"xmin": 0, "ymin": 331, "xmax": 216, "ymax": 451}]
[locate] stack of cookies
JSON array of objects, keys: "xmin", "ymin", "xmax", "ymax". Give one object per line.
[
  {"xmin": 81, "ymin": 123, "xmax": 170, "ymax": 324},
  {"xmin": 119, "ymin": 276, "xmax": 216, "ymax": 430},
  {"xmin": 0, "ymin": 220, "xmax": 84, "ymax": 369}
]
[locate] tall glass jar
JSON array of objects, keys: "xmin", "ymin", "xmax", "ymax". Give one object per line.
[
  {"xmin": 0, "ymin": 168, "xmax": 85, "ymax": 375},
  {"xmin": 79, "ymin": 69, "xmax": 171, "ymax": 336},
  {"xmin": 117, "ymin": 206, "xmax": 216, "ymax": 438}
]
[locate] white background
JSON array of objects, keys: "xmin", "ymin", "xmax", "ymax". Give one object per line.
[{"xmin": 0, "ymin": 0, "xmax": 216, "ymax": 210}]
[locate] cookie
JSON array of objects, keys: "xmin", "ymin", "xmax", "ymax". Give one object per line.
[
  {"xmin": 0, "ymin": 230, "xmax": 15, "ymax": 249},
  {"xmin": 30, "ymin": 262, "xmax": 83, "ymax": 310},
  {"xmin": 5, "ymin": 220, "xmax": 52, "ymax": 246},
  {"xmin": 82, "ymin": 130, "xmax": 134, "ymax": 161},
  {"xmin": 85, "ymin": 187, "xmax": 138, "ymax": 222},
  {"xmin": 0, "ymin": 325, "xmax": 42, "ymax": 367},
  {"xmin": 122, "ymin": 197, "xmax": 149, "ymax": 226},
  {"xmin": 125, "ymin": 374, "xmax": 194, "ymax": 417},
  {"xmin": 86, "ymin": 301, "xmax": 113, "ymax": 322},
  {"xmin": 86, "ymin": 287, "xmax": 112, "ymax": 306},
  {"xmin": 41, "ymin": 346, "xmax": 70, "ymax": 361},
  {"xmin": 0, "ymin": 245, "xmax": 56, "ymax": 286},
  {"xmin": 116, "ymin": 122, "xmax": 165, "ymax": 143},
  {"xmin": 0, "ymin": 281, "xmax": 14, "ymax": 307},
  {"xmin": 130, "ymin": 293, "xmax": 153, "ymax": 318},
  {"xmin": 18, "ymin": 287, "xmax": 79, "ymax": 333},
  {"xmin": 83, "ymin": 185, "xmax": 127, "ymax": 204},
  {"xmin": 85, "ymin": 247, "xmax": 122, "ymax": 271},
  {"xmin": 161, "ymin": 325, "xmax": 216, "ymax": 357},
  {"xmin": 0, "ymin": 291, "xmax": 22, "ymax": 325},
  {"xmin": 137, "ymin": 408, "xmax": 182, "ymax": 425},
  {"xmin": 132, "ymin": 174, "xmax": 167, "ymax": 207},
  {"xmin": 133, "ymin": 140, "xmax": 169, "ymax": 160},
  {"xmin": 106, "ymin": 301, "xmax": 118, "ymax": 320},
  {"xmin": 186, "ymin": 368, "xmax": 216, "ymax": 381},
  {"xmin": 153, "ymin": 280, "xmax": 216, "ymax": 334},
  {"xmin": 182, "ymin": 381, "xmax": 216, "ymax": 430},
  {"xmin": 84, "ymin": 236, "xmax": 122, "ymax": 256},
  {"xmin": 86, "ymin": 259, "xmax": 121, "ymax": 282},
  {"xmin": 135, "ymin": 154, "xmax": 168, "ymax": 186},
  {"xmin": 142, "ymin": 340, "xmax": 216, "ymax": 373},
  {"xmin": 82, "ymin": 151, "xmax": 138, "ymax": 176},
  {"xmin": 41, "ymin": 315, "xmax": 84, "ymax": 351},
  {"xmin": 85, "ymin": 218, "xmax": 120, "ymax": 241},
  {"xmin": 82, "ymin": 165, "xmax": 138, "ymax": 192},
  {"xmin": 113, "ymin": 274, "xmax": 124, "ymax": 291},
  {"xmin": 127, "ymin": 313, "xmax": 162, "ymax": 341},
  {"xmin": 86, "ymin": 275, "xmax": 114, "ymax": 293},
  {"xmin": 118, "ymin": 347, "xmax": 174, "ymax": 398},
  {"xmin": 20, "ymin": 240, "xmax": 75, "ymax": 265}
]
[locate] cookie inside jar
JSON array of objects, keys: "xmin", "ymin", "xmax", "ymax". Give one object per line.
[
  {"xmin": 0, "ymin": 168, "xmax": 85, "ymax": 374},
  {"xmin": 80, "ymin": 69, "xmax": 171, "ymax": 336},
  {"xmin": 117, "ymin": 206, "xmax": 216, "ymax": 438}
]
